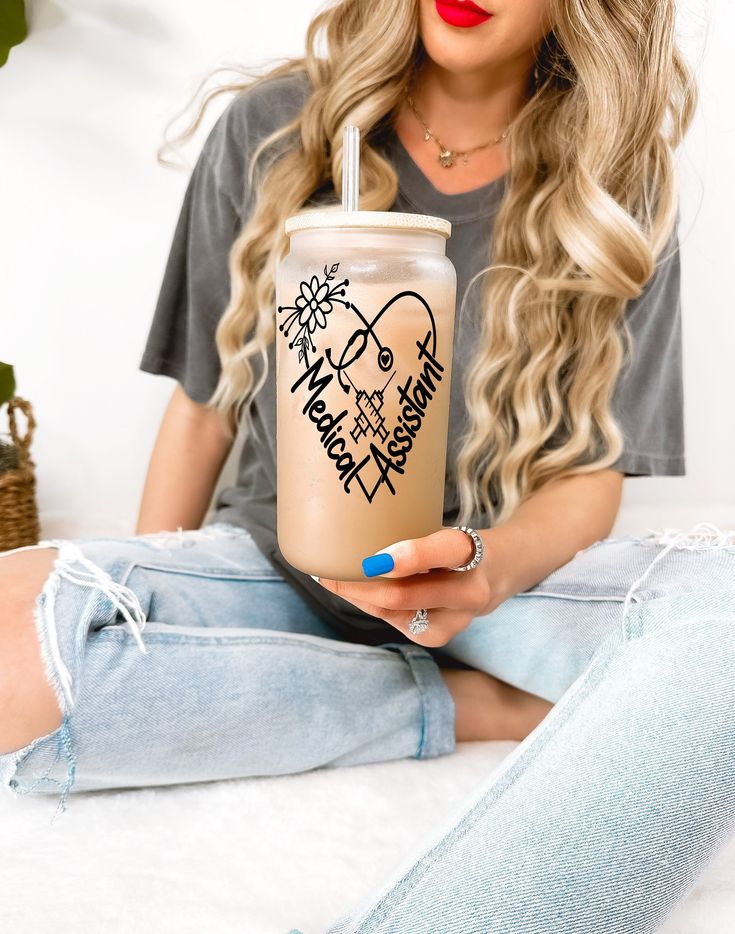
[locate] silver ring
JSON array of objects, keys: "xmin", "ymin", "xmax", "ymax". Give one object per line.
[
  {"xmin": 408, "ymin": 608, "xmax": 429, "ymax": 635},
  {"xmin": 449, "ymin": 526, "xmax": 485, "ymax": 572}
]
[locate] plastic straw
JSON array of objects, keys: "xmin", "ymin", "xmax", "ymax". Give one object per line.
[{"xmin": 341, "ymin": 124, "xmax": 360, "ymax": 211}]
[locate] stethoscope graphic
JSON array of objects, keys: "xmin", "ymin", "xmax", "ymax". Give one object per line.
[{"xmin": 325, "ymin": 290, "xmax": 438, "ymax": 395}]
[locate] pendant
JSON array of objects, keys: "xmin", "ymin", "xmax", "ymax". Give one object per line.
[{"xmin": 439, "ymin": 149, "xmax": 455, "ymax": 167}]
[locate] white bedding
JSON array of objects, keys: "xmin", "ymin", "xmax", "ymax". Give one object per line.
[{"xmin": 1, "ymin": 740, "xmax": 733, "ymax": 932}]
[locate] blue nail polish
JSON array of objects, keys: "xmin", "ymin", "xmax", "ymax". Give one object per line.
[{"xmin": 362, "ymin": 552, "xmax": 394, "ymax": 577}]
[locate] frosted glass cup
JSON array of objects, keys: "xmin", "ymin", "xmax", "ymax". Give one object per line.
[{"xmin": 275, "ymin": 210, "xmax": 457, "ymax": 581}]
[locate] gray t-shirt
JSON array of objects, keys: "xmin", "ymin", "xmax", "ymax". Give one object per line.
[{"xmin": 139, "ymin": 70, "xmax": 685, "ymax": 645}]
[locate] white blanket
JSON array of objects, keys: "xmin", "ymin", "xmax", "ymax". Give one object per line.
[{"xmin": 1, "ymin": 740, "xmax": 733, "ymax": 932}]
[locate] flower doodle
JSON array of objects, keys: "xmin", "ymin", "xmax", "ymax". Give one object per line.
[{"xmin": 277, "ymin": 262, "xmax": 350, "ymax": 366}]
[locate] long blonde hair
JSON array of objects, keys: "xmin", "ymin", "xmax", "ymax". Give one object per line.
[{"xmin": 160, "ymin": 0, "xmax": 697, "ymax": 526}]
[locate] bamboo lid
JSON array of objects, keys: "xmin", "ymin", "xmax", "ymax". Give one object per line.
[{"xmin": 284, "ymin": 209, "xmax": 451, "ymax": 239}]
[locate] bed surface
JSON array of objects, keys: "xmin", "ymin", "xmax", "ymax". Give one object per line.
[{"xmin": 2, "ymin": 739, "xmax": 733, "ymax": 932}]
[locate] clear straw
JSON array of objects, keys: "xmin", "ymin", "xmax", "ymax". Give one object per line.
[{"xmin": 341, "ymin": 124, "xmax": 360, "ymax": 211}]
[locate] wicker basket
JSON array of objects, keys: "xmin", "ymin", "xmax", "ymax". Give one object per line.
[{"xmin": 0, "ymin": 396, "xmax": 41, "ymax": 551}]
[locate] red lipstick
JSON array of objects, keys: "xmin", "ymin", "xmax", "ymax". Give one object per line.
[{"xmin": 434, "ymin": 0, "xmax": 493, "ymax": 28}]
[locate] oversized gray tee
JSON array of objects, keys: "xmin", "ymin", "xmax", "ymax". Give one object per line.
[{"xmin": 139, "ymin": 70, "xmax": 685, "ymax": 645}]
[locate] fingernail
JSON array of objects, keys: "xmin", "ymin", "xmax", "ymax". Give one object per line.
[{"xmin": 362, "ymin": 553, "xmax": 394, "ymax": 577}]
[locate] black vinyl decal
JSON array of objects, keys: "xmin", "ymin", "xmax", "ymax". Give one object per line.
[{"xmin": 277, "ymin": 262, "xmax": 445, "ymax": 503}]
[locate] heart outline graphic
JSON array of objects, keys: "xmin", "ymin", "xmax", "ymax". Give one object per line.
[{"xmin": 277, "ymin": 261, "xmax": 446, "ymax": 502}]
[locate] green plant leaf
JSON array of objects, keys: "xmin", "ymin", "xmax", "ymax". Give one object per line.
[
  {"xmin": 0, "ymin": 361, "xmax": 16, "ymax": 407},
  {"xmin": 0, "ymin": 1, "xmax": 27, "ymax": 68}
]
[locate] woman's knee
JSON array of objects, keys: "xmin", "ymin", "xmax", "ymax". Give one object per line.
[{"xmin": 0, "ymin": 548, "xmax": 64, "ymax": 755}]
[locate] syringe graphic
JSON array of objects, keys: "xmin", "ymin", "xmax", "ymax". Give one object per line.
[{"xmin": 349, "ymin": 369, "xmax": 396, "ymax": 444}]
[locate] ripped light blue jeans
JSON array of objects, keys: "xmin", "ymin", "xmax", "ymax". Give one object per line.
[{"xmin": 1, "ymin": 520, "xmax": 734, "ymax": 934}]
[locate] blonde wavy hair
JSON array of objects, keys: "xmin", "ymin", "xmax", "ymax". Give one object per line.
[{"xmin": 160, "ymin": 0, "xmax": 697, "ymax": 527}]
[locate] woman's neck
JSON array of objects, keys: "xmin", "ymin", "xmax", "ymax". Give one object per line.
[
  {"xmin": 410, "ymin": 57, "xmax": 533, "ymax": 150},
  {"xmin": 391, "ymin": 57, "xmax": 532, "ymax": 195}
]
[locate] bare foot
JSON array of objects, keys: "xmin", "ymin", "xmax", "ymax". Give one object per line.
[{"xmin": 442, "ymin": 668, "xmax": 553, "ymax": 742}]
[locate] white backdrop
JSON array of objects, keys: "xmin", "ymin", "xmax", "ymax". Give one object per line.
[{"xmin": 1, "ymin": 0, "xmax": 732, "ymax": 540}]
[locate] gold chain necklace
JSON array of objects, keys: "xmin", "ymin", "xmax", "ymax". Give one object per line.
[{"xmin": 402, "ymin": 83, "xmax": 510, "ymax": 168}]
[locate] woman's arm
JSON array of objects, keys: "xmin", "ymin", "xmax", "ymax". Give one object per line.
[
  {"xmin": 315, "ymin": 468, "xmax": 625, "ymax": 646},
  {"xmin": 484, "ymin": 468, "xmax": 624, "ymax": 608},
  {"xmin": 136, "ymin": 384, "xmax": 235, "ymax": 535}
]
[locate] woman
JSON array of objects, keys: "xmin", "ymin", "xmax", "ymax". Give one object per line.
[{"xmin": 2, "ymin": 0, "xmax": 733, "ymax": 930}]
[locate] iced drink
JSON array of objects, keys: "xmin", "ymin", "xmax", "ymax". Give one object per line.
[{"xmin": 276, "ymin": 215, "xmax": 457, "ymax": 580}]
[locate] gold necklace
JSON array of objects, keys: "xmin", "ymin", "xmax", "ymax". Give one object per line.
[{"xmin": 403, "ymin": 83, "xmax": 510, "ymax": 168}]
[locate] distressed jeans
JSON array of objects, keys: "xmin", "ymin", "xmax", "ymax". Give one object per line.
[{"xmin": 1, "ymin": 520, "xmax": 734, "ymax": 933}]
